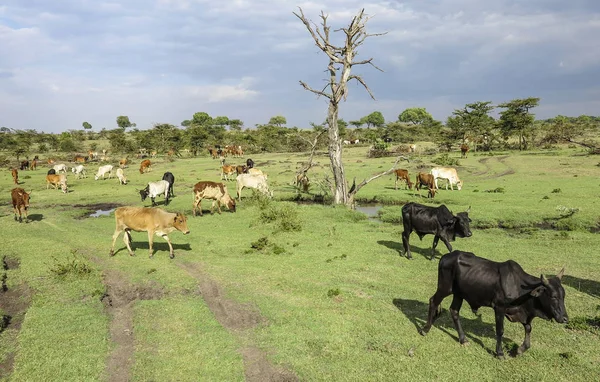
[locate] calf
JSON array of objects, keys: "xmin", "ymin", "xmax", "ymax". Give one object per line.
[
  {"xmin": 394, "ymin": 169, "xmax": 413, "ymax": 190},
  {"xmin": 415, "ymin": 172, "xmax": 436, "ymax": 198},
  {"xmin": 71, "ymin": 164, "xmax": 87, "ymax": 179},
  {"xmin": 192, "ymin": 181, "xmax": 236, "ymax": 216},
  {"xmin": 11, "ymin": 187, "xmax": 31, "ymax": 222},
  {"xmin": 221, "ymin": 165, "xmax": 236, "ymax": 181},
  {"xmin": 30, "ymin": 159, "xmax": 37, "ymax": 170},
  {"xmin": 401, "ymin": 202, "xmax": 472, "ymax": 260},
  {"xmin": 460, "ymin": 144, "xmax": 470, "ymax": 158},
  {"xmin": 139, "ymin": 180, "xmax": 170, "ymax": 206},
  {"xmin": 116, "ymin": 168, "xmax": 127, "ymax": 185},
  {"xmin": 119, "ymin": 158, "xmax": 128, "ymax": 168},
  {"xmin": 20, "ymin": 160, "xmax": 29, "ymax": 171},
  {"xmin": 53, "ymin": 163, "xmax": 67, "ymax": 173},
  {"xmin": 139, "ymin": 159, "xmax": 152, "ymax": 174},
  {"xmin": 46, "ymin": 174, "xmax": 68, "ymax": 193},
  {"xmin": 420, "ymin": 251, "xmax": 568, "ymax": 358},
  {"xmin": 11, "ymin": 168, "xmax": 18, "ymax": 185},
  {"xmin": 236, "ymin": 174, "xmax": 272, "ymax": 200},
  {"xmin": 431, "ymin": 167, "xmax": 463, "ymax": 191},
  {"xmin": 162, "ymin": 172, "xmax": 175, "ymax": 197},
  {"xmin": 109, "ymin": 206, "xmax": 190, "ymax": 259},
  {"xmin": 95, "ymin": 165, "xmax": 114, "ymax": 180}
]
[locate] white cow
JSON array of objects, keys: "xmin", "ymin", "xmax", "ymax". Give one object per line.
[
  {"xmin": 95, "ymin": 165, "xmax": 114, "ymax": 180},
  {"xmin": 116, "ymin": 168, "xmax": 127, "ymax": 185},
  {"xmin": 140, "ymin": 180, "xmax": 170, "ymax": 206},
  {"xmin": 71, "ymin": 165, "xmax": 87, "ymax": 179},
  {"xmin": 236, "ymin": 174, "xmax": 272, "ymax": 200},
  {"xmin": 247, "ymin": 168, "xmax": 267, "ymax": 178},
  {"xmin": 430, "ymin": 167, "xmax": 463, "ymax": 190},
  {"xmin": 53, "ymin": 164, "xmax": 68, "ymax": 173}
]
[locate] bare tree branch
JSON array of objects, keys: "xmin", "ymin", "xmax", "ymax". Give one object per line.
[
  {"xmin": 293, "ymin": 8, "xmax": 343, "ymax": 64},
  {"xmin": 299, "ymin": 81, "xmax": 332, "ymax": 99},
  {"xmin": 348, "ymin": 75, "xmax": 376, "ymax": 100},
  {"xmin": 349, "ymin": 155, "xmax": 410, "ymax": 196}
]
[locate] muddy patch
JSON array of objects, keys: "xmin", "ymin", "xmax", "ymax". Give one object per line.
[
  {"xmin": 178, "ymin": 262, "xmax": 298, "ymax": 382},
  {"xmin": 0, "ymin": 255, "xmax": 32, "ymax": 380},
  {"xmin": 73, "ymin": 203, "xmax": 123, "ymax": 219},
  {"xmin": 100, "ymin": 268, "xmax": 164, "ymax": 382}
]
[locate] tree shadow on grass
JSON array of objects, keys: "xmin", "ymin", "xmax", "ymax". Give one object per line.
[
  {"xmin": 392, "ymin": 297, "xmax": 518, "ymax": 357},
  {"xmin": 377, "ymin": 240, "xmax": 442, "ymax": 260},
  {"xmin": 562, "ymin": 275, "xmax": 600, "ymax": 299}
]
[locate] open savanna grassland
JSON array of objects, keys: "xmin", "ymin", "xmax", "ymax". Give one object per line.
[{"xmin": 0, "ymin": 145, "xmax": 599, "ymax": 381}]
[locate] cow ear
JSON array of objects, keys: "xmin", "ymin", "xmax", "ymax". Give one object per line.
[
  {"xmin": 556, "ymin": 267, "xmax": 565, "ymax": 280},
  {"xmin": 530, "ymin": 285, "xmax": 546, "ymax": 297}
]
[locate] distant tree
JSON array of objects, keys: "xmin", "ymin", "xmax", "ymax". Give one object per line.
[
  {"xmin": 398, "ymin": 107, "xmax": 433, "ymax": 125},
  {"xmin": 445, "ymin": 101, "xmax": 496, "ymax": 150},
  {"xmin": 349, "ymin": 120, "xmax": 364, "ymax": 128},
  {"xmin": 361, "ymin": 111, "xmax": 385, "ymax": 128},
  {"xmin": 229, "ymin": 119, "xmax": 243, "ymax": 131},
  {"xmin": 116, "ymin": 116, "xmax": 135, "ymax": 130},
  {"xmin": 181, "ymin": 120, "xmax": 192, "ymax": 127},
  {"xmin": 192, "ymin": 112, "xmax": 212, "ymax": 125},
  {"xmin": 498, "ymin": 97, "xmax": 540, "ymax": 150},
  {"xmin": 542, "ymin": 115, "xmax": 599, "ymax": 152},
  {"xmin": 82, "ymin": 121, "xmax": 92, "ymax": 130},
  {"xmin": 213, "ymin": 116, "xmax": 230, "ymax": 127},
  {"xmin": 269, "ymin": 115, "xmax": 287, "ymax": 127}
]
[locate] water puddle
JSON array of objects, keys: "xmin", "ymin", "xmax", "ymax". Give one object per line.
[
  {"xmin": 356, "ymin": 205, "xmax": 383, "ymax": 220},
  {"xmin": 90, "ymin": 208, "xmax": 115, "ymax": 217}
]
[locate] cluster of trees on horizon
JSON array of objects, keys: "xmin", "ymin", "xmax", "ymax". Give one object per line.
[{"xmin": 1, "ymin": 97, "xmax": 599, "ymax": 159}]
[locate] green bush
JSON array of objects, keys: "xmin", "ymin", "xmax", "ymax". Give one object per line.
[
  {"xmin": 259, "ymin": 203, "xmax": 302, "ymax": 232},
  {"xmin": 48, "ymin": 253, "xmax": 93, "ymax": 278},
  {"xmin": 432, "ymin": 153, "xmax": 460, "ymax": 166},
  {"xmin": 327, "ymin": 288, "xmax": 341, "ymax": 298}
]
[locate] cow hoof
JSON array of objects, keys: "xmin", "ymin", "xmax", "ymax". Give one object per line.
[
  {"xmin": 169, "ymin": 253, "xmax": 175, "ymax": 259},
  {"xmin": 496, "ymin": 354, "xmax": 506, "ymax": 360},
  {"xmin": 419, "ymin": 327, "xmax": 428, "ymax": 336},
  {"xmin": 460, "ymin": 340, "xmax": 470, "ymax": 347},
  {"xmin": 109, "ymin": 251, "xmax": 115, "ymax": 257}
]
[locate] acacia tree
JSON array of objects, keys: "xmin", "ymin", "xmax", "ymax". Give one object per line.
[
  {"xmin": 498, "ymin": 97, "xmax": 540, "ymax": 150},
  {"xmin": 295, "ymin": 8, "xmax": 397, "ymax": 206}
]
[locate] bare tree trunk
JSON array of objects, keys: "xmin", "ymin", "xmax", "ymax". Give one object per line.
[{"xmin": 327, "ymin": 101, "xmax": 348, "ymax": 204}]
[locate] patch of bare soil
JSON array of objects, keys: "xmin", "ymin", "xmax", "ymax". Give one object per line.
[
  {"xmin": 177, "ymin": 262, "xmax": 298, "ymax": 382},
  {"xmin": 100, "ymin": 268, "xmax": 164, "ymax": 382},
  {"xmin": 473, "ymin": 156, "xmax": 515, "ymax": 179},
  {"xmin": 0, "ymin": 256, "xmax": 32, "ymax": 380}
]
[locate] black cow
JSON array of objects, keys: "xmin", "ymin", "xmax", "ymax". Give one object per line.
[
  {"xmin": 420, "ymin": 250, "xmax": 568, "ymax": 358},
  {"xmin": 246, "ymin": 158, "xmax": 254, "ymax": 169},
  {"xmin": 20, "ymin": 160, "xmax": 29, "ymax": 171},
  {"xmin": 47, "ymin": 169, "xmax": 56, "ymax": 175},
  {"xmin": 162, "ymin": 172, "xmax": 175, "ymax": 198},
  {"xmin": 401, "ymin": 202, "xmax": 472, "ymax": 260}
]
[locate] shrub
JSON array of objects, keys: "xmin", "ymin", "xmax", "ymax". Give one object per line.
[
  {"xmin": 551, "ymin": 188, "xmax": 562, "ymax": 193},
  {"xmin": 259, "ymin": 203, "xmax": 302, "ymax": 232},
  {"xmin": 48, "ymin": 253, "xmax": 93, "ymax": 278},
  {"xmin": 327, "ymin": 288, "xmax": 341, "ymax": 298},
  {"xmin": 432, "ymin": 153, "xmax": 460, "ymax": 166},
  {"xmin": 484, "ymin": 187, "xmax": 505, "ymax": 193}
]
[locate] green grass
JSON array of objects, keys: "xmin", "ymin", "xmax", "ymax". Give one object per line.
[{"xmin": 0, "ymin": 146, "xmax": 599, "ymax": 381}]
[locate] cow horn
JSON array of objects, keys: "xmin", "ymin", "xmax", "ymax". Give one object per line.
[
  {"xmin": 541, "ymin": 274, "xmax": 550, "ymax": 286},
  {"xmin": 466, "ymin": 205, "xmax": 471, "ymax": 213},
  {"xmin": 556, "ymin": 267, "xmax": 565, "ymax": 280}
]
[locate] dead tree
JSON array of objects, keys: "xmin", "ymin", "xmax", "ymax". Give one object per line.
[{"xmin": 294, "ymin": 8, "xmax": 388, "ymax": 207}]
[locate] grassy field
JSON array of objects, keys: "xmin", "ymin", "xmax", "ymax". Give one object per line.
[{"xmin": 1, "ymin": 145, "xmax": 599, "ymax": 381}]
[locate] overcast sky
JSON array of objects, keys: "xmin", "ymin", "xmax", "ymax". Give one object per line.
[{"xmin": 1, "ymin": 0, "xmax": 599, "ymax": 133}]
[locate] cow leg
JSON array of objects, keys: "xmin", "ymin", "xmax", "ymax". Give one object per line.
[
  {"xmin": 517, "ymin": 318, "xmax": 533, "ymax": 355},
  {"xmin": 216, "ymin": 201, "xmax": 222, "ymax": 214},
  {"xmin": 165, "ymin": 194, "xmax": 170, "ymax": 206},
  {"xmin": 436, "ymin": 236, "xmax": 453, "ymax": 257},
  {"xmin": 401, "ymin": 231, "xmax": 412, "ymax": 259},
  {"xmin": 449, "ymin": 295, "xmax": 468, "ymax": 345},
  {"xmin": 110, "ymin": 228, "xmax": 124, "ymax": 256},
  {"xmin": 494, "ymin": 307, "xmax": 506, "ymax": 359},
  {"xmin": 192, "ymin": 196, "xmax": 202, "ymax": 217},
  {"xmin": 123, "ymin": 230, "xmax": 135, "ymax": 256},
  {"xmin": 23, "ymin": 207, "xmax": 28, "ymax": 222},
  {"xmin": 420, "ymin": 289, "xmax": 451, "ymax": 335},
  {"xmin": 147, "ymin": 231, "xmax": 155, "ymax": 258},
  {"xmin": 151, "ymin": 197, "xmax": 157, "ymax": 206},
  {"xmin": 159, "ymin": 233, "xmax": 175, "ymax": 259},
  {"xmin": 394, "ymin": 177, "xmax": 398, "ymax": 190},
  {"xmin": 431, "ymin": 236, "xmax": 440, "ymax": 260}
]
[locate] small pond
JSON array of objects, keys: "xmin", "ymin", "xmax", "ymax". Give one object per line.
[
  {"xmin": 89, "ymin": 208, "xmax": 115, "ymax": 217},
  {"xmin": 355, "ymin": 204, "xmax": 383, "ymax": 219}
]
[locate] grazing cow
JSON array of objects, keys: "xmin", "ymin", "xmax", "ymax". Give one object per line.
[
  {"xmin": 95, "ymin": 165, "xmax": 114, "ymax": 180},
  {"xmin": 209, "ymin": 148, "xmax": 218, "ymax": 159},
  {"xmin": 394, "ymin": 169, "xmax": 413, "ymax": 190},
  {"xmin": 400, "ymin": 202, "xmax": 472, "ymax": 260},
  {"xmin": 460, "ymin": 144, "xmax": 470, "ymax": 158},
  {"xmin": 47, "ymin": 169, "xmax": 56, "ymax": 175},
  {"xmin": 162, "ymin": 172, "xmax": 175, "ymax": 197},
  {"xmin": 247, "ymin": 168, "xmax": 266, "ymax": 177},
  {"xmin": 71, "ymin": 164, "xmax": 87, "ymax": 179},
  {"xmin": 46, "ymin": 174, "xmax": 68, "ymax": 193},
  {"xmin": 119, "ymin": 158, "xmax": 128, "ymax": 168},
  {"xmin": 53, "ymin": 163, "xmax": 67, "ymax": 173},
  {"xmin": 351, "ymin": 139, "xmax": 360, "ymax": 144},
  {"xmin": 11, "ymin": 168, "xmax": 18, "ymax": 185},
  {"xmin": 30, "ymin": 159, "xmax": 37, "ymax": 170},
  {"xmin": 235, "ymin": 165, "xmax": 248, "ymax": 175},
  {"xmin": 431, "ymin": 167, "xmax": 463, "ymax": 191},
  {"xmin": 221, "ymin": 165, "xmax": 236, "ymax": 181},
  {"xmin": 343, "ymin": 140, "xmax": 351, "ymax": 145},
  {"xmin": 420, "ymin": 251, "xmax": 568, "ymax": 359},
  {"xmin": 20, "ymin": 160, "xmax": 29, "ymax": 171},
  {"xmin": 139, "ymin": 180, "xmax": 170, "ymax": 206},
  {"xmin": 415, "ymin": 172, "xmax": 437, "ymax": 198},
  {"xmin": 116, "ymin": 168, "xmax": 127, "ymax": 185},
  {"xmin": 139, "ymin": 159, "xmax": 152, "ymax": 174},
  {"xmin": 109, "ymin": 207, "xmax": 190, "ymax": 259},
  {"xmin": 11, "ymin": 187, "xmax": 31, "ymax": 222},
  {"xmin": 236, "ymin": 174, "xmax": 272, "ymax": 200},
  {"xmin": 192, "ymin": 181, "xmax": 236, "ymax": 216},
  {"xmin": 246, "ymin": 158, "xmax": 254, "ymax": 169},
  {"xmin": 73, "ymin": 155, "xmax": 87, "ymax": 163}
]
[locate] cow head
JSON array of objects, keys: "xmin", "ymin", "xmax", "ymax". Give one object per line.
[
  {"xmin": 173, "ymin": 213, "xmax": 190, "ymax": 234},
  {"xmin": 19, "ymin": 190, "xmax": 31, "ymax": 209},
  {"xmin": 453, "ymin": 209, "xmax": 472, "ymax": 238},
  {"xmin": 456, "ymin": 180, "xmax": 464, "ymax": 190},
  {"xmin": 139, "ymin": 186, "xmax": 149, "ymax": 201},
  {"xmin": 530, "ymin": 268, "xmax": 568, "ymax": 324},
  {"xmin": 60, "ymin": 182, "xmax": 68, "ymax": 193}
]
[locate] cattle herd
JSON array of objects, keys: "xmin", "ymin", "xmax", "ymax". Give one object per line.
[{"xmin": 6, "ymin": 149, "xmax": 570, "ymax": 360}]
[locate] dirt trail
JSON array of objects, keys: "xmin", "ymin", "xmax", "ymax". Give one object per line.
[
  {"xmin": 177, "ymin": 261, "xmax": 298, "ymax": 382},
  {"xmin": 0, "ymin": 256, "xmax": 31, "ymax": 380},
  {"xmin": 473, "ymin": 156, "xmax": 515, "ymax": 179}
]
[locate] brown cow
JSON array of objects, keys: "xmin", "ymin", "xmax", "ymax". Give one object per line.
[
  {"xmin": 460, "ymin": 144, "xmax": 470, "ymax": 158},
  {"xmin": 119, "ymin": 158, "xmax": 128, "ymax": 168},
  {"xmin": 221, "ymin": 165, "xmax": 236, "ymax": 181},
  {"xmin": 11, "ymin": 187, "xmax": 31, "ymax": 222},
  {"xmin": 209, "ymin": 148, "xmax": 218, "ymax": 159},
  {"xmin": 139, "ymin": 159, "xmax": 152, "ymax": 174},
  {"xmin": 110, "ymin": 207, "xmax": 190, "ymax": 259},
  {"xmin": 235, "ymin": 165, "xmax": 248, "ymax": 175},
  {"xmin": 30, "ymin": 159, "xmax": 37, "ymax": 170},
  {"xmin": 46, "ymin": 174, "xmax": 68, "ymax": 193},
  {"xmin": 74, "ymin": 155, "xmax": 87, "ymax": 163},
  {"xmin": 192, "ymin": 181, "xmax": 236, "ymax": 216},
  {"xmin": 415, "ymin": 172, "xmax": 436, "ymax": 198},
  {"xmin": 394, "ymin": 169, "xmax": 413, "ymax": 190},
  {"xmin": 11, "ymin": 168, "xmax": 18, "ymax": 185}
]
